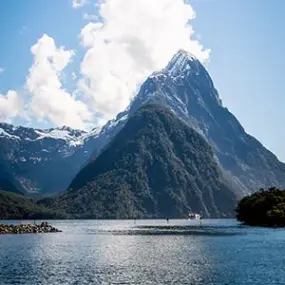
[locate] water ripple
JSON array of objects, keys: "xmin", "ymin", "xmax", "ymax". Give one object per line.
[{"xmin": 1, "ymin": 219, "xmax": 285, "ymax": 285}]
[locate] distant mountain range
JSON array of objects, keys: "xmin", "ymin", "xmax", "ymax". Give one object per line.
[
  {"xmin": 1, "ymin": 50, "xmax": 285, "ymax": 218},
  {"xmin": 0, "ymin": 124, "xmax": 100, "ymax": 196}
]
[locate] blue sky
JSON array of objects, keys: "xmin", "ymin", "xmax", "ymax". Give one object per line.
[
  {"xmin": 191, "ymin": 0, "xmax": 285, "ymax": 161},
  {"xmin": 0, "ymin": 0, "xmax": 285, "ymax": 161},
  {"xmin": 0, "ymin": 0, "xmax": 87, "ymax": 97}
]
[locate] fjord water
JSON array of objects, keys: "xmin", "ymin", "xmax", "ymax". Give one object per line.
[{"xmin": 1, "ymin": 220, "xmax": 285, "ymax": 285}]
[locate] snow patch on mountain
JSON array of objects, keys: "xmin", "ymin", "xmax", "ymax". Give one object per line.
[
  {"xmin": 0, "ymin": 128, "xmax": 20, "ymax": 140},
  {"xmin": 35, "ymin": 129, "xmax": 80, "ymax": 142},
  {"xmin": 0, "ymin": 122, "xmax": 102, "ymax": 149},
  {"xmin": 107, "ymin": 114, "xmax": 129, "ymax": 129},
  {"xmin": 165, "ymin": 49, "xmax": 197, "ymax": 76},
  {"xmin": 79, "ymin": 127, "xmax": 100, "ymax": 142}
]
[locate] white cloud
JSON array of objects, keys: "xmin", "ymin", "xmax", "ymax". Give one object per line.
[
  {"xmin": 0, "ymin": 90, "xmax": 21, "ymax": 122},
  {"xmin": 83, "ymin": 13, "xmax": 99, "ymax": 21},
  {"xmin": 78, "ymin": 0, "xmax": 210, "ymax": 122},
  {"xmin": 71, "ymin": 72, "xmax": 77, "ymax": 81},
  {"xmin": 0, "ymin": 67, "xmax": 4, "ymax": 74},
  {"xmin": 25, "ymin": 34, "xmax": 92, "ymax": 129},
  {"xmin": 1, "ymin": 0, "xmax": 209, "ymax": 130},
  {"xmin": 72, "ymin": 0, "xmax": 88, "ymax": 8}
]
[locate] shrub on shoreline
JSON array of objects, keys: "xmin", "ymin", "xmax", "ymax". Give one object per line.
[{"xmin": 236, "ymin": 187, "xmax": 285, "ymax": 227}]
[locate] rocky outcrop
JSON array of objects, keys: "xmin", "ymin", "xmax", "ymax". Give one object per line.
[{"xmin": 0, "ymin": 222, "xmax": 61, "ymax": 235}]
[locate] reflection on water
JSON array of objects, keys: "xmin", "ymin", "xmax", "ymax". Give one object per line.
[{"xmin": 1, "ymin": 219, "xmax": 285, "ymax": 284}]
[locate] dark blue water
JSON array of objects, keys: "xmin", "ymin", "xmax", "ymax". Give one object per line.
[{"xmin": 1, "ymin": 219, "xmax": 285, "ymax": 284}]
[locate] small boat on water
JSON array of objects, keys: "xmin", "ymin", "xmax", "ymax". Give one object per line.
[{"xmin": 188, "ymin": 213, "xmax": 201, "ymax": 220}]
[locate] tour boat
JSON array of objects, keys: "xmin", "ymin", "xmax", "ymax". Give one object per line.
[{"xmin": 188, "ymin": 213, "xmax": 201, "ymax": 220}]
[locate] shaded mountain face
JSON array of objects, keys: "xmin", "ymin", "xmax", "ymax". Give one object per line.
[
  {"xmin": 0, "ymin": 174, "xmax": 22, "ymax": 195},
  {"xmin": 0, "ymin": 124, "xmax": 100, "ymax": 196},
  {"xmin": 0, "ymin": 190, "xmax": 65, "ymax": 219},
  {"xmin": 95, "ymin": 50, "xmax": 285, "ymax": 196},
  {"xmin": 44, "ymin": 104, "xmax": 237, "ymax": 219}
]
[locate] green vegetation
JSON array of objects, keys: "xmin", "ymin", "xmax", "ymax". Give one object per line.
[
  {"xmin": 0, "ymin": 191, "xmax": 66, "ymax": 220},
  {"xmin": 41, "ymin": 104, "xmax": 237, "ymax": 219},
  {"xmin": 236, "ymin": 187, "xmax": 285, "ymax": 227},
  {"xmin": 1, "ymin": 104, "xmax": 239, "ymax": 220}
]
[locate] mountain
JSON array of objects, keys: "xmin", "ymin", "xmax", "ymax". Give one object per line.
[
  {"xmin": 92, "ymin": 50, "xmax": 285, "ymax": 197},
  {"xmin": 0, "ymin": 124, "xmax": 100, "ymax": 196},
  {"xmin": 0, "ymin": 190, "xmax": 65, "ymax": 219},
  {"xmin": 42, "ymin": 104, "xmax": 237, "ymax": 219},
  {"xmin": 0, "ymin": 176, "xmax": 22, "ymax": 195},
  {"xmin": 1, "ymin": 49, "xmax": 284, "ymax": 201}
]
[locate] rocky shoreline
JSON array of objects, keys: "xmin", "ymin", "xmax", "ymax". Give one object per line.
[{"xmin": 0, "ymin": 222, "xmax": 62, "ymax": 235}]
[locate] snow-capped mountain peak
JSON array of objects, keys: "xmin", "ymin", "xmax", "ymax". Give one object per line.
[
  {"xmin": 86, "ymin": 49, "xmax": 285, "ymax": 198},
  {"xmin": 2, "ymin": 49, "xmax": 284, "ymax": 199},
  {"xmin": 165, "ymin": 49, "xmax": 198, "ymax": 76},
  {"xmin": 0, "ymin": 122, "xmax": 102, "ymax": 196},
  {"xmin": 0, "ymin": 127, "xmax": 20, "ymax": 140},
  {"xmin": 35, "ymin": 129, "xmax": 84, "ymax": 143},
  {"xmin": 0, "ymin": 122, "xmax": 102, "ymax": 147}
]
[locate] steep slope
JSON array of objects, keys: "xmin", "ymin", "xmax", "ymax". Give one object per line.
[
  {"xmin": 0, "ymin": 124, "xmax": 100, "ymax": 196},
  {"xmin": 0, "ymin": 191, "xmax": 64, "ymax": 219},
  {"xmin": 93, "ymin": 50, "xmax": 285, "ymax": 196},
  {"xmin": 43, "ymin": 104, "xmax": 237, "ymax": 219}
]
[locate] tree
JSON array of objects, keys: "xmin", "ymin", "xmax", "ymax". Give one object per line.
[{"xmin": 236, "ymin": 188, "xmax": 285, "ymax": 227}]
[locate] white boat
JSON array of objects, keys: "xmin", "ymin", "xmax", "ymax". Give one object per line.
[{"xmin": 188, "ymin": 213, "xmax": 201, "ymax": 220}]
